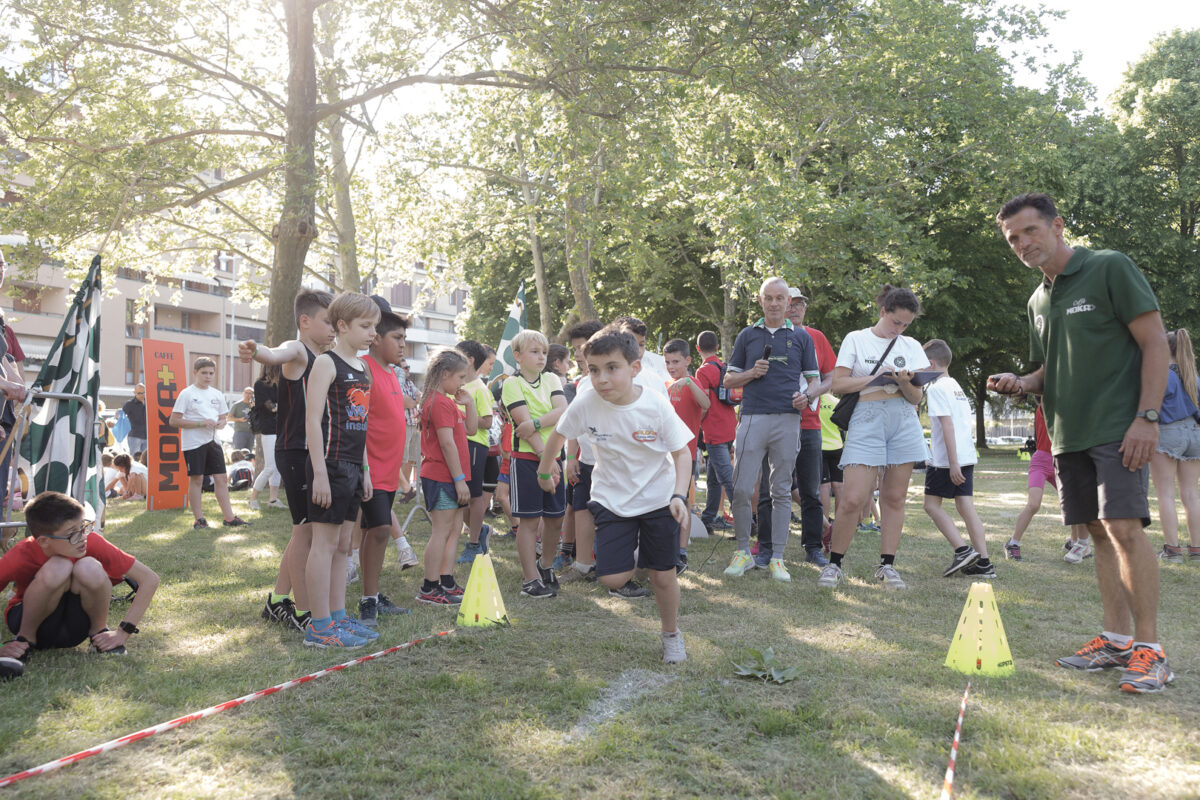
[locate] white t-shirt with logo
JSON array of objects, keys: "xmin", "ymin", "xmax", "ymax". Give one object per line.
[
  {"xmin": 835, "ymin": 329, "xmax": 930, "ymax": 395},
  {"xmin": 172, "ymin": 384, "xmax": 228, "ymax": 451},
  {"xmin": 556, "ymin": 385, "xmax": 692, "ymax": 517},
  {"xmin": 926, "ymin": 375, "xmax": 978, "ymax": 468},
  {"xmin": 129, "ymin": 461, "xmax": 149, "ymax": 478}
]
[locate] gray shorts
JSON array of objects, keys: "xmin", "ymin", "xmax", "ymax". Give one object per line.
[
  {"xmin": 839, "ymin": 396, "xmax": 926, "ymax": 469},
  {"xmin": 1156, "ymin": 418, "xmax": 1200, "ymax": 461},
  {"xmin": 1054, "ymin": 442, "xmax": 1150, "ymax": 527}
]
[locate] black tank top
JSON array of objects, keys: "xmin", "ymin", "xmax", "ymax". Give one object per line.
[
  {"xmin": 321, "ymin": 351, "xmax": 371, "ymax": 464},
  {"xmin": 275, "ymin": 345, "xmax": 316, "ymax": 452}
]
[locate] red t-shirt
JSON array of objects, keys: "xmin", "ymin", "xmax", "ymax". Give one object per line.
[
  {"xmin": 364, "ymin": 356, "xmax": 406, "ymax": 492},
  {"xmin": 668, "ymin": 377, "xmax": 704, "ymax": 459},
  {"xmin": 801, "ymin": 326, "xmax": 837, "ymax": 430},
  {"xmin": 0, "ymin": 533, "xmax": 136, "ymax": 613},
  {"xmin": 1035, "ymin": 404, "xmax": 1051, "ymax": 453},
  {"xmin": 421, "ymin": 393, "xmax": 470, "ymax": 484},
  {"xmin": 694, "ymin": 356, "xmax": 737, "ymax": 445}
]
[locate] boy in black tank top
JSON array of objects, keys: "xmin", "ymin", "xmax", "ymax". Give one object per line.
[
  {"xmin": 239, "ymin": 289, "xmax": 334, "ymax": 632},
  {"xmin": 301, "ymin": 293, "xmax": 380, "ymax": 649}
]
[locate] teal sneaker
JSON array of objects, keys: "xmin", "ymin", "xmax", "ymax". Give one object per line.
[
  {"xmin": 304, "ymin": 620, "xmax": 367, "ymax": 649},
  {"xmin": 457, "ymin": 541, "xmax": 483, "ymax": 564},
  {"xmin": 337, "ymin": 616, "xmax": 379, "ymax": 641}
]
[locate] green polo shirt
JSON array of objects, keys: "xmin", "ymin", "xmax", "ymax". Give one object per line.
[{"xmin": 1028, "ymin": 247, "xmax": 1159, "ymax": 455}]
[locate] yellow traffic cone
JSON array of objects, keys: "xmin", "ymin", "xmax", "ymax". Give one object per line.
[
  {"xmin": 456, "ymin": 553, "xmax": 510, "ymax": 627},
  {"xmin": 945, "ymin": 581, "xmax": 1014, "ymax": 676}
]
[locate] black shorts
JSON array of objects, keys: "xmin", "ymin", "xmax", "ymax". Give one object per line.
[
  {"xmin": 482, "ymin": 454, "xmax": 500, "ymax": 493},
  {"xmin": 306, "ymin": 459, "xmax": 365, "ymax": 526},
  {"xmin": 510, "ymin": 457, "xmax": 566, "ymax": 519},
  {"xmin": 184, "ymin": 440, "xmax": 225, "ymax": 477},
  {"xmin": 822, "ymin": 449, "xmax": 844, "ymax": 484},
  {"xmin": 590, "ymin": 502, "xmax": 680, "ymax": 575},
  {"xmin": 466, "ymin": 441, "xmax": 490, "ymax": 499},
  {"xmin": 359, "ymin": 488, "xmax": 396, "ymax": 529},
  {"xmin": 570, "ymin": 462, "xmax": 594, "ymax": 511},
  {"xmin": 924, "ymin": 465, "xmax": 975, "ymax": 498},
  {"xmin": 1055, "ymin": 442, "xmax": 1150, "ymax": 527},
  {"xmin": 6, "ymin": 593, "xmax": 92, "ymax": 650},
  {"xmin": 277, "ymin": 448, "xmax": 311, "ymax": 525}
]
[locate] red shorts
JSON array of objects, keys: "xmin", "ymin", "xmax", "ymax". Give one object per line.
[{"xmin": 1027, "ymin": 450, "xmax": 1056, "ymax": 490}]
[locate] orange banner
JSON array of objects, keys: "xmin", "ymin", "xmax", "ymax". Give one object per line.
[{"xmin": 143, "ymin": 339, "xmax": 188, "ymax": 510}]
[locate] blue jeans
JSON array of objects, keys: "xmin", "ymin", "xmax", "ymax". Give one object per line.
[{"xmin": 701, "ymin": 441, "xmax": 734, "ymax": 525}]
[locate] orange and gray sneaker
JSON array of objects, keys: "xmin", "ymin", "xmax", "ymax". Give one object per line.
[
  {"xmin": 1119, "ymin": 647, "xmax": 1175, "ymax": 694},
  {"xmin": 1055, "ymin": 635, "xmax": 1132, "ymax": 671}
]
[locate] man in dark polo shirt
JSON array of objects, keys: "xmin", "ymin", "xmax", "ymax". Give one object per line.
[
  {"xmin": 989, "ymin": 192, "xmax": 1173, "ymax": 694},
  {"xmin": 122, "ymin": 384, "xmax": 148, "ymax": 454},
  {"xmin": 723, "ymin": 277, "xmax": 819, "ymax": 582}
]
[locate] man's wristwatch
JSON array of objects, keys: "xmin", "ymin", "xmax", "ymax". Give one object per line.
[
  {"xmin": 119, "ymin": 621, "xmax": 139, "ymax": 635},
  {"xmin": 1136, "ymin": 409, "xmax": 1160, "ymax": 423}
]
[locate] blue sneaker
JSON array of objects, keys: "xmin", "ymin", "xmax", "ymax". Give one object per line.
[
  {"xmin": 304, "ymin": 621, "xmax": 367, "ymax": 649},
  {"xmin": 337, "ymin": 616, "xmax": 379, "ymax": 641},
  {"xmin": 478, "ymin": 523, "xmax": 492, "ymax": 554},
  {"xmin": 456, "ymin": 541, "xmax": 483, "ymax": 564},
  {"xmin": 552, "ymin": 551, "xmax": 572, "ymax": 571}
]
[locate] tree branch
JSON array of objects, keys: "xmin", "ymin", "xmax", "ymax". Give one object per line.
[
  {"xmin": 315, "ymin": 70, "xmax": 549, "ymax": 123},
  {"xmin": 18, "ymin": 128, "xmax": 284, "ymax": 154}
]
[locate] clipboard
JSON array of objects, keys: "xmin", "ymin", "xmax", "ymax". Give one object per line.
[{"xmin": 865, "ymin": 370, "xmax": 942, "ymax": 388}]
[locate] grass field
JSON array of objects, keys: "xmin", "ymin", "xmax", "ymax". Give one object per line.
[{"xmin": 0, "ymin": 448, "xmax": 1196, "ymax": 799}]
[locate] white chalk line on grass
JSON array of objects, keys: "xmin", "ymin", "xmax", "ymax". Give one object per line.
[{"xmin": 563, "ymin": 669, "xmax": 678, "ymax": 743}]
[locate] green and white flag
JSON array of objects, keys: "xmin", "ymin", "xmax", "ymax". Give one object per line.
[
  {"xmin": 19, "ymin": 255, "xmax": 103, "ymax": 510},
  {"xmin": 488, "ymin": 281, "xmax": 526, "ymax": 381}
]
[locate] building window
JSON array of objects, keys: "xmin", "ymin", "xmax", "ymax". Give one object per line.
[
  {"xmin": 125, "ymin": 300, "xmax": 148, "ymax": 338},
  {"xmin": 125, "ymin": 345, "xmax": 142, "ymax": 385},
  {"xmin": 11, "ymin": 286, "xmax": 40, "ymax": 313},
  {"xmin": 392, "ymin": 282, "xmax": 412, "ymax": 308},
  {"xmin": 181, "ymin": 311, "xmax": 195, "ymax": 331},
  {"xmin": 215, "ymin": 252, "xmax": 234, "ymax": 273}
]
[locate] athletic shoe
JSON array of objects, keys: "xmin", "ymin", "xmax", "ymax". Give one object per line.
[
  {"xmin": 520, "ymin": 579, "xmax": 555, "ymax": 599},
  {"xmin": 768, "ymin": 558, "xmax": 791, "ymax": 582},
  {"xmin": 791, "ymin": 511, "xmax": 802, "ymax": 525},
  {"xmin": 248, "ymin": 498, "xmax": 260, "ymax": 510},
  {"xmin": 1064, "ymin": 540, "xmax": 1092, "ymax": 563},
  {"xmin": 1119, "ymin": 647, "xmax": 1175, "ymax": 694},
  {"xmin": 279, "ymin": 598, "xmax": 309, "ymax": 633},
  {"xmin": 338, "ymin": 615, "xmax": 379, "ymax": 640},
  {"xmin": 560, "ymin": 562, "xmax": 595, "ymax": 582},
  {"xmin": 479, "ymin": 523, "xmax": 492, "ymax": 554},
  {"xmin": 724, "ymin": 550, "xmax": 756, "ymax": 577},
  {"xmin": 874, "ymin": 564, "xmax": 907, "ymax": 589},
  {"xmin": 962, "ymin": 561, "xmax": 997, "ymax": 578},
  {"xmin": 535, "ymin": 538, "xmax": 542, "ymax": 557},
  {"xmin": 376, "ymin": 593, "xmax": 410, "ymax": 616},
  {"xmin": 710, "ymin": 517, "xmax": 732, "ymax": 531},
  {"xmin": 552, "ymin": 551, "xmax": 572, "ymax": 571},
  {"xmin": 752, "ymin": 552, "xmax": 771, "ymax": 570},
  {"xmin": 266, "ymin": 499, "xmax": 287, "ymax": 510},
  {"xmin": 1055, "ymin": 635, "xmax": 1132, "ymax": 671},
  {"xmin": 304, "ymin": 621, "xmax": 366, "ymax": 649},
  {"xmin": 261, "ymin": 593, "xmax": 288, "ymax": 624},
  {"xmin": 456, "ymin": 541, "xmax": 483, "ymax": 564},
  {"xmin": 222, "ymin": 517, "xmax": 250, "ymax": 527},
  {"xmin": 0, "ymin": 655, "xmax": 22, "ymax": 681},
  {"xmin": 858, "ymin": 522, "xmax": 880, "ymax": 534},
  {"xmin": 539, "ymin": 565, "xmax": 560, "ymax": 592},
  {"xmin": 89, "ymin": 629, "xmax": 127, "ymax": 655},
  {"xmin": 943, "ymin": 547, "xmax": 980, "ymax": 577},
  {"xmin": 441, "ymin": 584, "xmax": 465, "ymax": 603},
  {"xmin": 676, "ymin": 552, "xmax": 689, "ymax": 576},
  {"xmin": 661, "ymin": 630, "xmax": 687, "ymax": 664},
  {"xmin": 193, "ymin": 518, "xmax": 209, "ymax": 529},
  {"xmin": 609, "ymin": 580, "xmax": 652, "ymax": 598},
  {"xmin": 816, "ymin": 563, "xmax": 844, "ymax": 588},
  {"xmin": 395, "ymin": 537, "xmax": 420, "ymax": 569},
  {"xmin": 358, "ymin": 596, "xmax": 379, "ymax": 628},
  {"xmin": 1158, "ymin": 545, "xmax": 1184, "ymax": 564},
  {"xmin": 1004, "ymin": 541, "xmax": 1023, "ymax": 561},
  {"xmin": 491, "ymin": 526, "xmax": 517, "ymax": 540},
  {"xmin": 804, "ymin": 548, "xmax": 829, "ymax": 567},
  {"xmin": 346, "ymin": 560, "xmax": 359, "ymax": 584},
  {"xmin": 1063, "ymin": 537, "xmax": 1074, "ymax": 552},
  {"xmin": 416, "ymin": 586, "xmax": 455, "ymax": 605}
]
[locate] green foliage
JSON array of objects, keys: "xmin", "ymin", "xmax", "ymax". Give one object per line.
[{"xmin": 732, "ymin": 646, "xmax": 801, "ymax": 684}]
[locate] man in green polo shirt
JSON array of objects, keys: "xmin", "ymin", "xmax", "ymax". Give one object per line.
[{"xmin": 988, "ymin": 192, "xmax": 1173, "ymax": 694}]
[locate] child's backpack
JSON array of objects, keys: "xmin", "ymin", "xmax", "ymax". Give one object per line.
[
  {"xmin": 229, "ymin": 464, "xmax": 253, "ymax": 490},
  {"xmin": 703, "ymin": 359, "xmax": 739, "ymax": 406},
  {"xmin": 247, "ymin": 406, "xmax": 262, "ymax": 434}
]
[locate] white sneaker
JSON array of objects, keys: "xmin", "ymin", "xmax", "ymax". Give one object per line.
[
  {"xmin": 346, "ymin": 559, "xmax": 359, "ymax": 584},
  {"xmin": 394, "ymin": 537, "xmax": 419, "ymax": 569},
  {"xmin": 875, "ymin": 563, "xmax": 907, "ymax": 589},
  {"xmin": 816, "ymin": 563, "xmax": 844, "ymax": 588},
  {"xmin": 767, "ymin": 558, "xmax": 791, "ymax": 582},
  {"xmin": 661, "ymin": 630, "xmax": 687, "ymax": 664},
  {"xmin": 266, "ymin": 499, "xmax": 287, "ymax": 510},
  {"xmin": 248, "ymin": 498, "xmax": 260, "ymax": 510},
  {"xmin": 1064, "ymin": 540, "xmax": 1092, "ymax": 563}
]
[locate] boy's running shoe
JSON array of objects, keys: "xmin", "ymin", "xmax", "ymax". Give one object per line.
[
  {"xmin": 222, "ymin": 517, "xmax": 250, "ymax": 527},
  {"xmin": 1063, "ymin": 537, "xmax": 1074, "ymax": 552},
  {"xmin": 560, "ymin": 563, "xmax": 595, "ymax": 582},
  {"xmin": 279, "ymin": 599, "xmax": 309, "ymax": 633},
  {"xmin": 1056, "ymin": 635, "xmax": 1132, "ymax": 671},
  {"xmin": 416, "ymin": 586, "xmax": 455, "ymax": 605},
  {"xmin": 441, "ymin": 584, "xmax": 465, "ymax": 604},
  {"xmin": 456, "ymin": 541, "xmax": 483, "ymax": 564},
  {"xmin": 552, "ymin": 551, "xmax": 572, "ymax": 571},
  {"xmin": 479, "ymin": 523, "xmax": 492, "ymax": 554},
  {"xmin": 0, "ymin": 655, "xmax": 23, "ymax": 681},
  {"xmin": 874, "ymin": 564, "xmax": 907, "ymax": 589},
  {"xmin": 752, "ymin": 551, "xmax": 771, "ymax": 570},
  {"xmin": 358, "ymin": 596, "xmax": 379, "ymax": 628},
  {"xmin": 261, "ymin": 593, "xmax": 287, "ymax": 624},
  {"xmin": 1119, "ymin": 648, "xmax": 1175, "ymax": 694},
  {"xmin": 858, "ymin": 522, "xmax": 880, "ymax": 534},
  {"xmin": 805, "ymin": 548, "xmax": 830, "ymax": 567},
  {"xmin": 520, "ymin": 579, "xmax": 556, "ymax": 599},
  {"xmin": 394, "ymin": 537, "xmax": 420, "ymax": 569},
  {"xmin": 193, "ymin": 518, "xmax": 209, "ymax": 529},
  {"xmin": 1004, "ymin": 541, "xmax": 1022, "ymax": 561},
  {"xmin": 538, "ymin": 565, "xmax": 560, "ymax": 592},
  {"xmin": 376, "ymin": 593, "xmax": 410, "ymax": 616},
  {"xmin": 248, "ymin": 498, "xmax": 260, "ymax": 510},
  {"xmin": 962, "ymin": 561, "xmax": 996, "ymax": 578},
  {"xmin": 609, "ymin": 580, "xmax": 652, "ymax": 598},
  {"xmin": 661, "ymin": 630, "xmax": 687, "ymax": 664},
  {"xmin": 338, "ymin": 616, "xmax": 379, "ymax": 640},
  {"xmin": 304, "ymin": 621, "xmax": 366, "ymax": 649},
  {"xmin": 266, "ymin": 499, "xmax": 287, "ymax": 510},
  {"xmin": 816, "ymin": 563, "xmax": 844, "ymax": 588},
  {"xmin": 768, "ymin": 558, "xmax": 791, "ymax": 582},
  {"xmin": 676, "ymin": 552, "xmax": 689, "ymax": 576},
  {"xmin": 1157, "ymin": 545, "xmax": 1184, "ymax": 564},
  {"xmin": 943, "ymin": 547, "xmax": 980, "ymax": 577},
  {"xmin": 724, "ymin": 550, "xmax": 756, "ymax": 577},
  {"xmin": 1064, "ymin": 540, "xmax": 1092, "ymax": 563}
]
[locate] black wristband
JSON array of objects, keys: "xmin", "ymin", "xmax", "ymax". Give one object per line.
[
  {"xmin": 119, "ymin": 621, "xmax": 139, "ymax": 635},
  {"xmin": 670, "ymin": 494, "xmax": 687, "ymax": 504}
]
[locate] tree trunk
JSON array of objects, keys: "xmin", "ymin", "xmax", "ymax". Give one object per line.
[
  {"xmin": 719, "ymin": 262, "xmax": 738, "ymax": 356},
  {"xmin": 267, "ymin": 0, "xmax": 318, "ymax": 345},
  {"xmin": 974, "ymin": 374, "xmax": 989, "ymax": 450},
  {"xmin": 318, "ymin": 4, "xmax": 359, "ymax": 292},
  {"xmin": 565, "ymin": 192, "xmax": 598, "ymax": 324},
  {"xmin": 515, "ymin": 133, "xmax": 551, "ymax": 335}
]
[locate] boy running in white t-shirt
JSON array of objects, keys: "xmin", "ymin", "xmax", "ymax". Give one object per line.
[
  {"xmin": 922, "ymin": 339, "xmax": 995, "ymax": 578},
  {"xmin": 538, "ymin": 327, "xmax": 693, "ymax": 663}
]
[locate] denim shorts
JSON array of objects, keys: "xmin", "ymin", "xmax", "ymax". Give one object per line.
[
  {"xmin": 1156, "ymin": 418, "xmax": 1200, "ymax": 461},
  {"xmin": 839, "ymin": 397, "xmax": 927, "ymax": 469}
]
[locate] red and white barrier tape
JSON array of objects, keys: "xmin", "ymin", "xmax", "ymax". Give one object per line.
[
  {"xmin": 0, "ymin": 630, "xmax": 453, "ymax": 788},
  {"xmin": 939, "ymin": 681, "xmax": 971, "ymax": 800}
]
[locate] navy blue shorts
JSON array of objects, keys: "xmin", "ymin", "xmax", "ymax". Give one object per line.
[
  {"xmin": 421, "ymin": 477, "xmax": 463, "ymax": 511},
  {"xmin": 570, "ymin": 462, "xmax": 594, "ymax": 511},
  {"xmin": 590, "ymin": 502, "xmax": 680, "ymax": 575},
  {"xmin": 924, "ymin": 465, "xmax": 975, "ymax": 499},
  {"xmin": 510, "ymin": 457, "xmax": 565, "ymax": 519}
]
